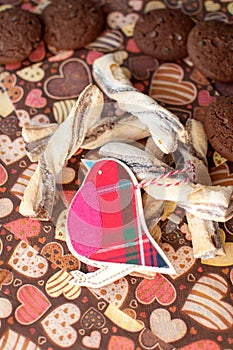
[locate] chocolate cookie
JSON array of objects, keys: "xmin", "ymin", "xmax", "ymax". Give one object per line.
[
  {"xmin": 0, "ymin": 8, "xmax": 41, "ymax": 64},
  {"xmin": 133, "ymin": 9, "xmax": 194, "ymax": 61},
  {"xmin": 187, "ymin": 20, "xmax": 233, "ymax": 82},
  {"xmin": 41, "ymin": 0, "xmax": 105, "ymax": 51},
  {"xmin": 204, "ymin": 96, "xmax": 233, "ymax": 161}
]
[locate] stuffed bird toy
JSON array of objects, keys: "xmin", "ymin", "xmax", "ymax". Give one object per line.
[{"xmin": 66, "ymin": 158, "xmax": 175, "ymax": 287}]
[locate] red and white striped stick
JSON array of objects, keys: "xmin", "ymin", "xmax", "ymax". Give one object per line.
[{"xmin": 136, "ymin": 161, "xmax": 195, "ymax": 189}]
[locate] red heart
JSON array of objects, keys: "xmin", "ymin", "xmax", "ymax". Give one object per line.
[
  {"xmin": 15, "ymin": 284, "xmax": 51, "ymax": 325},
  {"xmin": 136, "ymin": 274, "xmax": 176, "ymax": 305},
  {"xmin": 29, "ymin": 41, "xmax": 46, "ymax": 62},
  {"xmin": 198, "ymin": 90, "xmax": 215, "ymax": 106},
  {"xmin": 0, "ymin": 164, "xmax": 8, "ymax": 186},
  {"xmin": 3, "ymin": 218, "xmax": 41, "ymax": 243},
  {"xmin": 179, "ymin": 340, "xmax": 221, "ymax": 350},
  {"xmin": 25, "ymin": 89, "xmax": 47, "ymax": 108}
]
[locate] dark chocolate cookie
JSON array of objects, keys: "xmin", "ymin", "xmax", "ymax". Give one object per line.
[
  {"xmin": 133, "ymin": 9, "xmax": 194, "ymax": 61},
  {"xmin": 187, "ymin": 20, "xmax": 233, "ymax": 82},
  {"xmin": 204, "ymin": 96, "xmax": 233, "ymax": 161},
  {"xmin": 0, "ymin": 8, "xmax": 41, "ymax": 65},
  {"xmin": 41, "ymin": 0, "xmax": 105, "ymax": 51}
]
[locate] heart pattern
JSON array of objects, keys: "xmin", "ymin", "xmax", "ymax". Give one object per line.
[
  {"xmin": 86, "ymin": 30, "xmax": 124, "ymax": 53},
  {"xmin": 0, "ymin": 135, "xmax": 25, "ymax": 165},
  {"xmin": 179, "ymin": 339, "xmax": 221, "ymax": 350},
  {"xmin": 0, "ymin": 116, "xmax": 18, "ymax": 135},
  {"xmin": 161, "ymin": 243, "xmax": 196, "ymax": 279},
  {"xmin": 150, "ymin": 63, "xmax": 197, "ymax": 105},
  {"xmin": 25, "ymin": 89, "xmax": 47, "ymax": 108},
  {"xmin": 0, "ymin": 163, "xmax": 8, "ymax": 186},
  {"xmin": 8, "ymin": 241, "xmax": 48, "ymax": 278},
  {"xmin": 41, "ymin": 242, "xmax": 80, "ymax": 271},
  {"xmin": 4, "ymin": 218, "xmax": 41, "ymax": 243},
  {"xmin": 150, "ymin": 308, "xmax": 187, "ymax": 342},
  {"xmin": 129, "ymin": 56, "xmax": 158, "ymax": 80},
  {"xmin": 136, "ymin": 273, "xmax": 176, "ymax": 305},
  {"xmin": 0, "ymin": 297, "xmax": 12, "ymax": 319},
  {"xmin": 81, "ymin": 307, "xmax": 106, "ymax": 329},
  {"xmin": 90, "ymin": 278, "xmax": 129, "ymax": 308},
  {"xmin": 44, "ymin": 58, "xmax": 92, "ymax": 99},
  {"xmin": 82, "ymin": 331, "xmax": 102, "ymax": 349},
  {"xmin": 182, "ymin": 273, "xmax": 233, "ymax": 330},
  {"xmin": 45, "ymin": 270, "xmax": 81, "ymax": 300},
  {"xmin": 0, "ymin": 198, "xmax": 13, "ymax": 218},
  {"xmin": 198, "ymin": 90, "xmax": 215, "ymax": 106},
  {"xmin": 17, "ymin": 109, "xmax": 50, "ymax": 128},
  {"xmin": 41, "ymin": 303, "xmax": 81, "ymax": 348},
  {"xmin": 11, "ymin": 163, "xmax": 37, "ymax": 200},
  {"xmin": 108, "ymin": 335, "xmax": 135, "ymax": 350},
  {"xmin": 209, "ymin": 163, "xmax": 233, "ymax": 186},
  {"xmin": 2, "ymin": 74, "xmax": 23, "ymax": 103},
  {"xmin": 16, "ymin": 284, "xmax": 51, "ymax": 325}
]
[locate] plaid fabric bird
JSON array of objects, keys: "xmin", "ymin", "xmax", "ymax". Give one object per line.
[{"xmin": 66, "ymin": 158, "xmax": 175, "ymax": 287}]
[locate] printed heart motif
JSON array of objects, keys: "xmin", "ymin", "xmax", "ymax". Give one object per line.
[
  {"xmin": 210, "ymin": 163, "xmax": 233, "ymax": 186},
  {"xmin": 29, "ymin": 41, "xmax": 46, "ymax": 62},
  {"xmin": 0, "ymin": 269, "xmax": 13, "ymax": 289},
  {"xmin": 82, "ymin": 331, "xmax": 101, "ymax": 349},
  {"xmin": 0, "ymin": 135, "xmax": 25, "ymax": 165},
  {"xmin": 108, "ymin": 335, "xmax": 135, "ymax": 350},
  {"xmin": 161, "ymin": 243, "xmax": 196, "ymax": 279},
  {"xmin": 0, "ymin": 297, "xmax": 12, "ymax": 319},
  {"xmin": 55, "ymin": 209, "xmax": 67, "ymax": 241},
  {"xmin": 11, "ymin": 163, "xmax": 37, "ymax": 200},
  {"xmin": 41, "ymin": 303, "xmax": 80, "ymax": 348},
  {"xmin": 0, "ymin": 164, "xmax": 8, "ymax": 186},
  {"xmin": 4, "ymin": 217, "xmax": 41, "ymax": 243},
  {"xmin": 139, "ymin": 328, "xmax": 171, "ymax": 349},
  {"xmin": 48, "ymin": 49, "xmax": 74, "ymax": 63},
  {"xmin": 81, "ymin": 307, "xmax": 106, "ymax": 329},
  {"xmin": 8, "ymin": 241, "xmax": 48, "ymax": 278},
  {"xmin": 179, "ymin": 339, "xmax": 221, "ymax": 350},
  {"xmin": 44, "ymin": 58, "xmax": 91, "ymax": 99},
  {"xmin": 17, "ymin": 63, "xmax": 45, "ymax": 82},
  {"xmin": 190, "ymin": 68, "xmax": 210, "ymax": 85},
  {"xmin": 41, "ymin": 242, "xmax": 80, "ymax": 271},
  {"xmin": 86, "ymin": 30, "xmax": 124, "ymax": 53},
  {"xmin": 2, "ymin": 74, "xmax": 23, "ymax": 103},
  {"xmin": 0, "ymin": 84, "xmax": 15, "ymax": 117},
  {"xmin": 198, "ymin": 90, "xmax": 215, "ymax": 106},
  {"xmin": 126, "ymin": 38, "xmax": 141, "ymax": 53},
  {"xmin": 0, "ymin": 115, "xmax": 18, "ymax": 135},
  {"xmin": 150, "ymin": 308, "xmax": 187, "ymax": 342},
  {"xmin": 46, "ymin": 270, "xmax": 81, "ymax": 300},
  {"xmin": 204, "ymin": 0, "xmax": 221, "ymax": 12},
  {"xmin": 0, "ymin": 198, "xmax": 13, "ymax": 218},
  {"xmin": 182, "ymin": 273, "xmax": 233, "ymax": 330},
  {"xmin": 90, "ymin": 278, "xmax": 129, "ymax": 308},
  {"xmin": 25, "ymin": 89, "xmax": 47, "ymax": 108},
  {"xmin": 17, "ymin": 109, "xmax": 50, "ymax": 127},
  {"xmin": 107, "ymin": 12, "xmax": 139, "ymax": 29},
  {"xmin": 53, "ymin": 99, "xmax": 76, "ymax": 124},
  {"xmin": 16, "ymin": 284, "xmax": 51, "ymax": 325},
  {"xmin": 129, "ymin": 56, "xmax": 158, "ymax": 80},
  {"xmin": 150, "ymin": 63, "xmax": 197, "ymax": 105},
  {"xmin": 136, "ymin": 273, "xmax": 176, "ymax": 305},
  {"xmin": 201, "ymin": 229, "xmax": 233, "ymax": 266}
]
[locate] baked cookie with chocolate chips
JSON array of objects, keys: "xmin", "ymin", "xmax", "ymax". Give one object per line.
[
  {"xmin": 133, "ymin": 9, "xmax": 194, "ymax": 61},
  {"xmin": 204, "ymin": 96, "xmax": 233, "ymax": 161},
  {"xmin": 41, "ymin": 0, "xmax": 105, "ymax": 51},
  {"xmin": 0, "ymin": 8, "xmax": 41, "ymax": 65},
  {"xmin": 187, "ymin": 20, "xmax": 233, "ymax": 82}
]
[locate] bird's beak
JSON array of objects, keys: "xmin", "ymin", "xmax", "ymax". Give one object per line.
[{"xmin": 81, "ymin": 159, "xmax": 97, "ymax": 170}]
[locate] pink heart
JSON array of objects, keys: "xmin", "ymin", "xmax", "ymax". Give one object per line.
[
  {"xmin": 198, "ymin": 90, "xmax": 215, "ymax": 106},
  {"xmin": 25, "ymin": 89, "xmax": 47, "ymax": 108},
  {"xmin": 179, "ymin": 340, "xmax": 221, "ymax": 350},
  {"xmin": 126, "ymin": 38, "xmax": 141, "ymax": 53},
  {"xmin": 15, "ymin": 284, "xmax": 51, "ymax": 325},
  {"xmin": 4, "ymin": 218, "xmax": 41, "ymax": 243},
  {"xmin": 136, "ymin": 273, "xmax": 176, "ymax": 305},
  {"xmin": 0, "ymin": 164, "xmax": 8, "ymax": 186}
]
